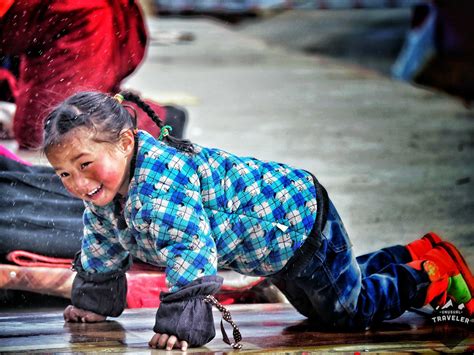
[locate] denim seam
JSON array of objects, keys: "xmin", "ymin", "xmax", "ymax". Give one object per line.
[{"xmin": 320, "ymin": 259, "xmax": 357, "ymax": 319}]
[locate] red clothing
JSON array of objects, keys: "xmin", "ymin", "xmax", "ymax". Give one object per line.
[
  {"xmin": 0, "ymin": 0, "xmax": 13, "ymax": 17},
  {"xmin": 0, "ymin": 0, "xmax": 160, "ymax": 148}
]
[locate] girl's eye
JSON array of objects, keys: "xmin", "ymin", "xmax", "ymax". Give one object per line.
[
  {"xmin": 59, "ymin": 172, "xmax": 69, "ymax": 178},
  {"xmin": 80, "ymin": 162, "xmax": 91, "ymax": 170}
]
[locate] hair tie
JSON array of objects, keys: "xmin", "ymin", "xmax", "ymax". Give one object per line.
[
  {"xmin": 158, "ymin": 125, "xmax": 172, "ymax": 140},
  {"xmin": 113, "ymin": 93, "xmax": 124, "ymax": 104}
]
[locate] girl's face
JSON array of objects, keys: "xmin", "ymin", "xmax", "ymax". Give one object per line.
[{"xmin": 46, "ymin": 127, "xmax": 135, "ymax": 206}]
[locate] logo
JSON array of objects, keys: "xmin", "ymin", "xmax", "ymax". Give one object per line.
[
  {"xmin": 430, "ymin": 300, "xmax": 472, "ymax": 349},
  {"xmin": 431, "ymin": 299, "xmax": 471, "ymax": 325}
]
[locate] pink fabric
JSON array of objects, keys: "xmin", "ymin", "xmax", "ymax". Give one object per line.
[
  {"xmin": 7, "ymin": 250, "xmax": 72, "ymax": 268},
  {"xmin": 0, "ymin": 144, "xmax": 31, "ymax": 165},
  {"xmin": 5, "ymin": 249, "xmax": 266, "ymax": 308},
  {"xmin": 126, "ymin": 271, "xmax": 168, "ymax": 308}
]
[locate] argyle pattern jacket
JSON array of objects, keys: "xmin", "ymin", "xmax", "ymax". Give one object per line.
[{"xmin": 81, "ymin": 130, "xmax": 319, "ymax": 292}]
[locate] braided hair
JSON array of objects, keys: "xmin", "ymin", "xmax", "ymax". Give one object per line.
[
  {"xmin": 42, "ymin": 90, "xmax": 194, "ymax": 154},
  {"xmin": 119, "ymin": 90, "xmax": 194, "ymax": 153}
]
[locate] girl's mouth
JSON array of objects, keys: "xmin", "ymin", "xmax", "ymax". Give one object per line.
[{"xmin": 86, "ymin": 184, "xmax": 103, "ymax": 198}]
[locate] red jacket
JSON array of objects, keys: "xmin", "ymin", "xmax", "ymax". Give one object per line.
[{"xmin": 0, "ymin": 0, "xmax": 151, "ymax": 148}]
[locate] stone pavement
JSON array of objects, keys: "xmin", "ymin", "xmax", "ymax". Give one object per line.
[
  {"xmin": 1, "ymin": 304, "xmax": 471, "ymax": 353},
  {"xmin": 123, "ymin": 15, "xmax": 473, "ymax": 264}
]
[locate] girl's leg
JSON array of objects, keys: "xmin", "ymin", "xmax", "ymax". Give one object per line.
[
  {"xmin": 356, "ymin": 245, "xmax": 411, "ymax": 277},
  {"xmin": 272, "ymin": 200, "xmax": 430, "ymax": 330},
  {"xmin": 357, "ymin": 232, "xmax": 444, "ymax": 276}
]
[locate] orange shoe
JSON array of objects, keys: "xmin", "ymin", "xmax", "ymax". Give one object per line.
[
  {"xmin": 437, "ymin": 241, "xmax": 474, "ymax": 305},
  {"xmin": 407, "ymin": 241, "xmax": 474, "ymax": 315},
  {"xmin": 407, "ymin": 259, "xmax": 450, "ymax": 306},
  {"xmin": 406, "ymin": 232, "xmax": 443, "ymax": 260}
]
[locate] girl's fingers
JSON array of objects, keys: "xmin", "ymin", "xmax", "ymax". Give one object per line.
[
  {"xmin": 158, "ymin": 333, "xmax": 170, "ymax": 348},
  {"xmin": 82, "ymin": 311, "xmax": 106, "ymax": 323},
  {"xmin": 166, "ymin": 335, "xmax": 178, "ymax": 350},
  {"xmin": 64, "ymin": 306, "xmax": 105, "ymax": 323},
  {"xmin": 63, "ymin": 305, "xmax": 72, "ymax": 321},
  {"xmin": 148, "ymin": 333, "xmax": 161, "ymax": 348},
  {"xmin": 148, "ymin": 333, "xmax": 188, "ymax": 350},
  {"xmin": 64, "ymin": 305, "xmax": 80, "ymax": 322},
  {"xmin": 180, "ymin": 340, "xmax": 189, "ymax": 351}
]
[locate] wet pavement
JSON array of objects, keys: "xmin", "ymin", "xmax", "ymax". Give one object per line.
[
  {"xmin": 123, "ymin": 14, "xmax": 474, "ymax": 263},
  {"xmin": 0, "ymin": 304, "xmax": 472, "ymax": 353}
]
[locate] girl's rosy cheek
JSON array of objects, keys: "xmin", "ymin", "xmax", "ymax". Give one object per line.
[
  {"xmin": 97, "ymin": 166, "xmax": 122, "ymax": 186},
  {"xmin": 63, "ymin": 181, "xmax": 77, "ymax": 196}
]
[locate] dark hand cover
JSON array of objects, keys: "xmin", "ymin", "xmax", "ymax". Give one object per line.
[
  {"xmin": 71, "ymin": 252, "xmax": 131, "ymax": 317},
  {"xmin": 154, "ymin": 275, "xmax": 223, "ymax": 347}
]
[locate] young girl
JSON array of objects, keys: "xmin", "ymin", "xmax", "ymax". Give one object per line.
[{"xmin": 43, "ymin": 91, "xmax": 473, "ymax": 351}]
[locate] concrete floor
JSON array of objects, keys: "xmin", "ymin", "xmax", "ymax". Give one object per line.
[
  {"xmin": 237, "ymin": 8, "xmax": 412, "ymax": 75},
  {"xmin": 0, "ymin": 304, "xmax": 472, "ymax": 353}
]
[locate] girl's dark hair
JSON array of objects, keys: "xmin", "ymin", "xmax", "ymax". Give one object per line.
[{"xmin": 42, "ymin": 90, "xmax": 194, "ymax": 154}]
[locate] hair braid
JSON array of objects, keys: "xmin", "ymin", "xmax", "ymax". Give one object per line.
[
  {"xmin": 119, "ymin": 90, "xmax": 195, "ymax": 153},
  {"xmin": 120, "ymin": 91, "xmax": 162, "ymax": 128}
]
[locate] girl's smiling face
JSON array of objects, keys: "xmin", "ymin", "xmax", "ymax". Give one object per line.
[{"xmin": 46, "ymin": 127, "xmax": 135, "ymax": 206}]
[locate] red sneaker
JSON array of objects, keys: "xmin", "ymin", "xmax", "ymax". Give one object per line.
[
  {"xmin": 407, "ymin": 241, "xmax": 474, "ymax": 315},
  {"xmin": 406, "ymin": 232, "xmax": 443, "ymax": 260},
  {"xmin": 407, "ymin": 259, "xmax": 450, "ymax": 306},
  {"xmin": 437, "ymin": 241, "xmax": 474, "ymax": 303}
]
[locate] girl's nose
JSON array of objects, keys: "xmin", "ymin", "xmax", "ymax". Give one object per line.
[{"xmin": 74, "ymin": 176, "xmax": 92, "ymax": 195}]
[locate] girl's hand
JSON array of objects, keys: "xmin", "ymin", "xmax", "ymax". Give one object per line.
[
  {"xmin": 63, "ymin": 305, "xmax": 106, "ymax": 323},
  {"xmin": 149, "ymin": 332, "xmax": 189, "ymax": 351}
]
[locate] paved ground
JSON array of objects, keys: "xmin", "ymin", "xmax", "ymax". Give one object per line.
[
  {"xmin": 237, "ymin": 8, "xmax": 412, "ymax": 75},
  {"xmin": 122, "ymin": 14, "xmax": 474, "ymax": 264},
  {"xmin": 1, "ymin": 304, "xmax": 472, "ymax": 353}
]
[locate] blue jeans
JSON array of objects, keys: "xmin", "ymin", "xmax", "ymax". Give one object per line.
[{"xmin": 271, "ymin": 200, "xmax": 430, "ymax": 330}]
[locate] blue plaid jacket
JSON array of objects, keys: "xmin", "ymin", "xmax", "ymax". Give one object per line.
[{"xmin": 81, "ymin": 131, "xmax": 318, "ymax": 292}]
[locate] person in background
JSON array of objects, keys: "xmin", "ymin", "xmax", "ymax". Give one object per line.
[
  {"xmin": 0, "ymin": 0, "xmax": 185, "ymax": 149},
  {"xmin": 392, "ymin": 0, "xmax": 474, "ymax": 105}
]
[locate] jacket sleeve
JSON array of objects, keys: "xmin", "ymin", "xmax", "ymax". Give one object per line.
[
  {"xmin": 71, "ymin": 206, "xmax": 131, "ymax": 317},
  {"xmin": 154, "ymin": 275, "xmax": 223, "ymax": 347},
  {"xmin": 80, "ymin": 206, "xmax": 131, "ymax": 272},
  {"xmin": 71, "ymin": 251, "xmax": 131, "ymax": 317},
  {"xmin": 135, "ymin": 186, "xmax": 218, "ymax": 292}
]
